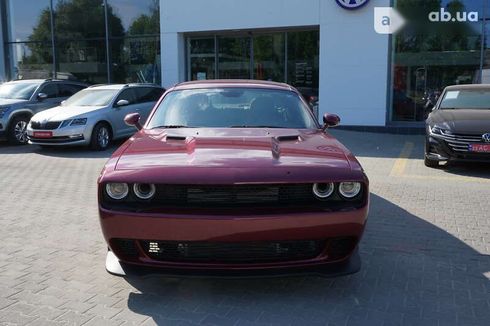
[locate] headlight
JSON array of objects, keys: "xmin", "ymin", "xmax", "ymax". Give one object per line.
[
  {"xmin": 430, "ymin": 126, "xmax": 450, "ymax": 135},
  {"xmin": 312, "ymin": 183, "xmax": 335, "ymax": 200},
  {"xmin": 105, "ymin": 183, "xmax": 129, "ymax": 200},
  {"xmin": 338, "ymin": 182, "xmax": 362, "ymax": 199},
  {"xmin": 70, "ymin": 118, "xmax": 87, "ymax": 126},
  {"xmin": 0, "ymin": 106, "xmax": 11, "ymax": 118},
  {"xmin": 133, "ymin": 183, "xmax": 156, "ymax": 200},
  {"xmin": 60, "ymin": 120, "xmax": 71, "ymax": 128}
]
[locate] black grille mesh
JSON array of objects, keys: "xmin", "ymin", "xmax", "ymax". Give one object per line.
[{"xmin": 140, "ymin": 240, "xmax": 325, "ymax": 263}]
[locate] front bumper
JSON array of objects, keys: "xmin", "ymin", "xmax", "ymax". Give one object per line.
[
  {"xmin": 99, "ymin": 205, "xmax": 368, "ymax": 274},
  {"xmin": 427, "ymin": 134, "xmax": 490, "ymax": 163},
  {"xmin": 27, "ymin": 125, "xmax": 90, "ymax": 146}
]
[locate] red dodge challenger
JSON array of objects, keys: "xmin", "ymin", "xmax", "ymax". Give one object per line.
[{"xmin": 98, "ymin": 80, "xmax": 369, "ymax": 277}]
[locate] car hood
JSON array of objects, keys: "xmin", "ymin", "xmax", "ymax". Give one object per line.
[
  {"xmin": 105, "ymin": 128, "xmax": 365, "ymax": 184},
  {"xmin": 32, "ymin": 105, "xmax": 105, "ymax": 122},
  {"xmin": 429, "ymin": 109, "xmax": 490, "ymax": 134},
  {"xmin": 0, "ymin": 98, "xmax": 28, "ymax": 106}
]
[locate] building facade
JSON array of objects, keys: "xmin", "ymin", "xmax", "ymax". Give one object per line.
[{"xmin": 1, "ymin": 0, "xmax": 489, "ymax": 126}]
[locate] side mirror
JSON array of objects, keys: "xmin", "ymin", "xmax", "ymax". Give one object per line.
[
  {"xmin": 124, "ymin": 113, "xmax": 142, "ymax": 130},
  {"xmin": 116, "ymin": 99, "xmax": 130, "ymax": 107},
  {"xmin": 323, "ymin": 113, "xmax": 340, "ymax": 129},
  {"xmin": 37, "ymin": 93, "xmax": 48, "ymax": 101}
]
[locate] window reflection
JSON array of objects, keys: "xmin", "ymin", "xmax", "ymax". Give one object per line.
[
  {"xmin": 392, "ymin": 0, "xmax": 484, "ymax": 122},
  {"xmin": 218, "ymin": 37, "xmax": 251, "ymax": 79},
  {"xmin": 111, "ymin": 37, "xmax": 161, "ymax": 84},
  {"xmin": 3, "ymin": 0, "xmax": 160, "ymax": 83},
  {"xmin": 190, "ymin": 38, "xmax": 215, "ymax": 80},
  {"xmin": 108, "ymin": 0, "xmax": 159, "ymax": 36},
  {"xmin": 6, "ymin": 0, "xmax": 51, "ymax": 42},
  {"xmin": 253, "ymin": 34, "xmax": 285, "ymax": 82}
]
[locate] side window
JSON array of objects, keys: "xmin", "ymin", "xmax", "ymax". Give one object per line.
[
  {"xmin": 134, "ymin": 87, "xmax": 164, "ymax": 103},
  {"xmin": 59, "ymin": 84, "xmax": 86, "ymax": 97},
  {"xmin": 115, "ymin": 89, "xmax": 137, "ymax": 106},
  {"xmin": 39, "ymin": 83, "xmax": 59, "ymax": 98}
]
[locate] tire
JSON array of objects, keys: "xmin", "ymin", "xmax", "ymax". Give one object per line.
[
  {"xmin": 90, "ymin": 123, "xmax": 112, "ymax": 151},
  {"xmin": 7, "ymin": 115, "xmax": 30, "ymax": 145},
  {"xmin": 424, "ymin": 138, "xmax": 440, "ymax": 168},
  {"xmin": 424, "ymin": 156, "xmax": 440, "ymax": 168}
]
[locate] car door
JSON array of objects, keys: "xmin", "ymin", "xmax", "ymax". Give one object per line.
[
  {"xmin": 133, "ymin": 87, "xmax": 164, "ymax": 124},
  {"xmin": 111, "ymin": 88, "xmax": 139, "ymax": 138},
  {"xmin": 29, "ymin": 83, "xmax": 61, "ymax": 114}
]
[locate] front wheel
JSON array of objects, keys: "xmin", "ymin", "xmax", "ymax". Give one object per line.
[
  {"xmin": 7, "ymin": 116, "xmax": 30, "ymax": 145},
  {"xmin": 90, "ymin": 123, "xmax": 112, "ymax": 151},
  {"xmin": 424, "ymin": 156, "xmax": 440, "ymax": 168},
  {"xmin": 424, "ymin": 138, "xmax": 440, "ymax": 168}
]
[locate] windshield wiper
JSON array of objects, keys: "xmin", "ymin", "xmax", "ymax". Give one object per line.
[{"xmin": 230, "ymin": 125, "xmax": 283, "ymax": 128}]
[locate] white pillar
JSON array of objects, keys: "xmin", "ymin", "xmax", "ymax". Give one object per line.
[
  {"xmin": 161, "ymin": 32, "xmax": 186, "ymax": 89},
  {"xmin": 318, "ymin": 1, "xmax": 390, "ymax": 126}
]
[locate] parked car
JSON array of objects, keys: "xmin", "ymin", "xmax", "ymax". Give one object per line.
[
  {"xmin": 425, "ymin": 84, "xmax": 490, "ymax": 167},
  {"xmin": 27, "ymin": 84, "xmax": 165, "ymax": 150},
  {"xmin": 0, "ymin": 79, "xmax": 88, "ymax": 144},
  {"xmin": 98, "ymin": 80, "xmax": 369, "ymax": 277}
]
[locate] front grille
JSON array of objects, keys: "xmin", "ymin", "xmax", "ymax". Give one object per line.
[
  {"xmin": 102, "ymin": 183, "xmax": 366, "ymax": 212},
  {"xmin": 164, "ymin": 184, "xmax": 314, "ymax": 206},
  {"xmin": 30, "ymin": 121, "xmax": 61, "ymax": 130},
  {"xmin": 439, "ymin": 132, "xmax": 486, "ymax": 153},
  {"xmin": 140, "ymin": 240, "xmax": 325, "ymax": 263},
  {"xmin": 111, "ymin": 239, "xmax": 138, "ymax": 258}
]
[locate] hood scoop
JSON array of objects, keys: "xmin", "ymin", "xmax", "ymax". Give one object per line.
[
  {"xmin": 166, "ymin": 135, "xmax": 187, "ymax": 141},
  {"xmin": 275, "ymin": 134, "xmax": 302, "ymax": 142}
]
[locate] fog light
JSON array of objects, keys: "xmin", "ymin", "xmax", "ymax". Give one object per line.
[
  {"xmin": 106, "ymin": 183, "xmax": 129, "ymax": 200},
  {"xmin": 312, "ymin": 183, "xmax": 334, "ymax": 200},
  {"xmin": 338, "ymin": 182, "xmax": 361, "ymax": 199},
  {"xmin": 133, "ymin": 183, "xmax": 156, "ymax": 200}
]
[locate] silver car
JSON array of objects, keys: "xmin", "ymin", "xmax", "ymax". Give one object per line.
[
  {"xmin": 0, "ymin": 79, "xmax": 87, "ymax": 144},
  {"xmin": 27, "ymin": 84, "xmax": 164, "ymax": 150}
]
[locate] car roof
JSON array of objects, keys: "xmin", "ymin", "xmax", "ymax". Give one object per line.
[
  {"xmin": 88, "ymin": 83, "xmax": 162, "ymax": 90},
  {"xmin": 6, "ymin": 79, "xmax": 87, "ymax": 86},
  {"xmin": 172, "ymin": 79, "xmax": 296, "ymax": 92},
  {"xmin": 445, "ymin": 84, "xmax": 490, "ymax": 91}
]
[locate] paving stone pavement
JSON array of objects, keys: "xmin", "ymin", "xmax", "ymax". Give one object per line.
[{"xmin": 0, "ymin": 130, "xmax": 489, "ymax": 326}]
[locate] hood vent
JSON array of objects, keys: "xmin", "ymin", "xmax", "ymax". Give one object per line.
[
  {"xmin": 275, "ymin": 135, "xmax": 301, "ymax": 142},
  {"xmin": 166, "ymin": 135, "xmax": 186, "ymax": 141}
]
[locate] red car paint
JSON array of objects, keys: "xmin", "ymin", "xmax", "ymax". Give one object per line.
[{"xmin": 98, "ymin": 80, "xmax": 369, "ymax": 273}]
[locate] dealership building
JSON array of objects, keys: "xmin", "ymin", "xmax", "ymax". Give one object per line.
[{"xmin": 0, "ymin": 0, "xmax": 488, "ymax": 127}]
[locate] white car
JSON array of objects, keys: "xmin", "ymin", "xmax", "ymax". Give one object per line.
[{"xmin": 27, "ymin": 84, "xmax": 164, "ymax": 150}]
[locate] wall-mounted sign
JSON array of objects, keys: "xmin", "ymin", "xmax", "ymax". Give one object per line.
[{"xmin": 335, "ymin": 0, "xmax": 370, "ymax": 10}]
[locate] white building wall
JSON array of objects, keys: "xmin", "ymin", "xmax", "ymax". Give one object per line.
[
  {"xmin": 0, "ymin": 3, "xmax": 6, "ymax": 82},
  {"xmin": 160, "ymin": 0, "xmax": 390, "ymax": 126}
]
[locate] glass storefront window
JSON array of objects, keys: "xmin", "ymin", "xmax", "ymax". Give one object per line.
[
  {"xmin": 57, "ymin": 40, "xmax": 108, "ymax": 83},
  {"xmin": 108, "ymin": 0, "xmax": 159, "ymax": 36},
  {"xmin": 218, "ymin": 36, "xmax": 251, "ymax": 79},
  {"xmin": 189, "ymin": 38, "xmax": 215, "ymax": 81},
  {"xmin": 287, "ymin": 31, "xmax": 319, "ymax": 93},
  {"xmin": 8, "ymin": 42, "xmax": 53, "ymax": 79},
  {"xmin": 6, "ymin": 0, "xmax": 51, "ymax": 42},
  {"xmin": 54, "ymin": 0, "xmax": 108, "ymax": 40},
  {"xmin": 111, "ymin": 36, "xmax": 160, "ymax": 84},
  {"xmin": 253, "ymin": 34, "xmax": 285, "ymax": 82},
  {"xmin": 392, "ymin": 0, "xmax": 484, "ymax": 122},
  {"xmin": 2, "ymin": 0, "xmax": 161, "ymax": 83}
]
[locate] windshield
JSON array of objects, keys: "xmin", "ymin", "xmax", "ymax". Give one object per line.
[
  {"xmin": 0, "ymin": 82, "xmax": 40, "ymax": 100},
  {"xmin": 63, "ymin": 89, "xmax": 119, "ymax": 107},
  {"xmin": 440, "ymin": 90, "xmax": 490, "ymax": 110},
  {"xmin": 146, "ymin": 88, "xmax": 318, "ymax": 129}
]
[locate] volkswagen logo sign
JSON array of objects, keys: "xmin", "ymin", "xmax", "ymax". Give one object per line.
[
  {"xmin": 482, "ymin": 133, "xmax": 490, "ymax": 143},
  {"xmin": 336, "ymin": 0, "xmax": 370, "ymax": 10}
]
